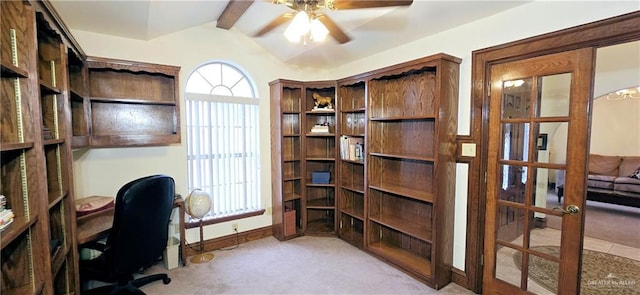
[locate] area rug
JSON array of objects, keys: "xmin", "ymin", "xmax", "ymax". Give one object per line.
[{"xmin": 513, "ymin": 246, "xmax": 640, "ymax": 294}]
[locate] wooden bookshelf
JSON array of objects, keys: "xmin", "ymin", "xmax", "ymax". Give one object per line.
[
  {"xmin": 364, "ymin": 54, "xmax": 460, "ymax": 288},
  {"xmin": 270, "ymin": 80, "xmax": 304, "ymax": 240},
  {"xmin": 2, "ymin": 2, "xmax": 183, "ymax": 293},
  {"xmin": 270, "ymin": 53, "xmax": 460, "ymax": 289},
  {"xmin": 1, "ymin": 1, "xmax": 79, "ymax": 293},
  {"xmin": 86, "ymin": 57, "xmax": 180, "ymax": 147},
  {"xmin": 303, "ymin": 82, "xmax": 337, "ymax": 235},
  {"xmin": 336, "ymin": 79, "xmax": 366, "ymax": 248}
]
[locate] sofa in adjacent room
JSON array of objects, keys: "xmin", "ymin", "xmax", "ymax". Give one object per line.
[{"xmin": 557, "ymin": 154, "xmax": 640, "ymax": 207}]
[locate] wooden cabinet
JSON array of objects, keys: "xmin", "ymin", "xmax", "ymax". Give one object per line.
[
  {"xmin": 270, "ymin": 80, "xmax": 304, "ymax": 241},
  {"xmin": 1, "ymin": 1, "xmax": 79, "ymax": 294},
  {"xmin": 86, "ymin": 57, "xmax": 181, "ymax": 147},
  {"xmin": 270, "ymin": 53, "xmax": 460, "ymax": 289}
]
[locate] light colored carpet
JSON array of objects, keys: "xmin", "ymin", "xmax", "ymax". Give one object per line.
[{"xmin": 139, "ymin": 236, "xmax": 475, "ymax": 295}]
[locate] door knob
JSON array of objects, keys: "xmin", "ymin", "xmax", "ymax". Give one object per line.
[{"xmin": 553, "ymin": 204, "xmax": 580, "ymax": 215}]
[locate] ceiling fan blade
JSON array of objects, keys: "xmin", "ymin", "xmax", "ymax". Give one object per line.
[
  {"xmin": 216, "ymin": 0, "xmax": 255, "ymax": 30},
  {"xmin": 316, "ymin": 14, "xmax": 351, "ymax": 44},
  {"xmin": 329, "ymin": 0, "xmax": 413, "ymax": 10},
  {"xmin": 254, "ymin": 13, "xmax": 294, "ymax": 37}
]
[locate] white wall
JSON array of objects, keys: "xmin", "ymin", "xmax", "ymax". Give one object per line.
[
  {"xmin": 590, "ymin": 97, "xmax": 640, "ymax": 156},
  {"xmin": 591, "ymin": 41, "xmax": 640, "ymax": 157},
  {"xmin": 71, "ymin": 0, "xmax": 640, "ymax": 271}
]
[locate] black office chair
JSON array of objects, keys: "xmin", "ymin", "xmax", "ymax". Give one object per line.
[{"xmin": 80, "ymin": 174, "xmax": 175, "ymax": 295}]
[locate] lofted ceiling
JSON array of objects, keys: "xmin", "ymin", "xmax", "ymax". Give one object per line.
[{"xmin": 50, "ymin": 0, "xmax": 532, "ymax": 68}]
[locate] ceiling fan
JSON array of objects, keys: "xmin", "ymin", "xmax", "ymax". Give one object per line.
[{"xmin": 254, "ymin": 0, "xmax": 413, "ymax": 44}]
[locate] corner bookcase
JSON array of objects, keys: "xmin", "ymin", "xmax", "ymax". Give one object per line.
[
  {"xmin": 270, "ymin": 53, "xmax": 460, "ymax": 289},
  {"xmin": 270, "ymin": 80, "xmax": 338, "ymax": 240},
  {"xmin": 302, "ymin": 82, "xmax": 337, "ymax": 235},
  {"xmin": 1, "ymin": 1, "xmax": 79, "ymax": 294}
]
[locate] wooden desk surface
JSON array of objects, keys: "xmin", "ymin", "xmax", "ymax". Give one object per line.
[
  {"xmin": 76, "ymin": 197, "xmax": 186, "ymax": 266},
  {"xmin": 77, "ymin": 208, "xmax": 115, "ymax": 244}
]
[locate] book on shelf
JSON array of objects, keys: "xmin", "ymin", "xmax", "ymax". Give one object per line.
[
  {"xmin": 0, "ymin": 218, "xmax": 14, "ymax": 231},
  {"xmin": 311, "ymin": 123, "xmax": 330, "ymax": 133},
  {"xmin": 0, "ymin": 208, "xmax": 15, "ymax": 231},
  {"xmin": 340, "ymin": 136, "xmax": 364, "ymax": 161},
  {"xmin": 0, "ymin": 195, "xmax": 15, "ymax": 231}
]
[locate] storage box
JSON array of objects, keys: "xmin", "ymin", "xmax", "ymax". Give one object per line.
[
  {"xmin": 312, "ymin": 171, "xmax": 331, "ymax": 184},
  {"xmin": 284, "ymin": 209, "xmax": 296, "ymax": 236}
]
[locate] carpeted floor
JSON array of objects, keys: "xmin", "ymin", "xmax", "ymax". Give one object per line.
[
  {"xmin": 136, "ymin": 236, "xmax": 475, "ymax": 294},
  {"xmin": 514, "ymin": 246, "xmax": 640, "ymax": 295},
  {"xmin": 546, "ymin": 192, "xmax": 640, "ymax": 249}
]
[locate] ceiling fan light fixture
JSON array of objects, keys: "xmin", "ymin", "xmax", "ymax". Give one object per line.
[
  {"xmin": 284, "ymin": 11, "xmax": 329, "ymax": 44},
  {"xmin": 310, "ymin": 19, "xmax": 329, "ymax": 42},
  {"xmin": 284, "ymin": 11, "xmax": 310, "ymax": 42}
]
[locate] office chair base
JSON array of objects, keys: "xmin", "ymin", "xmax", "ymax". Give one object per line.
[
  {"xmin": 190, "ymin": 252, "xmax": 214, "ymax": 264},
  {"xmin": 83, "ymin": 274, "xmax": 171, "ymax": 295}
]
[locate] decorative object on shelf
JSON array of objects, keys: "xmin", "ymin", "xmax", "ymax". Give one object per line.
[
  {"xmin": 185, "ymin": 188, "xmax": 214, "ymax": 263},
  {"xmin": 311, "ymin": 122, "xmax": 330, "ymax": 133},
  {"xmin": 284, "ymin": 208, "xmax": 296, "ymax": 236},
  {"xmin": 312, "ymin": 171, "xmax": 331, "ymax": 184},
  {"xmin": 340, "ymin": 136, "xmax": 364, "ymax": 161},
  {"xmin": 354, "ymin": 142, "xmax": 364, "ymax": 160},
  {"xmin": 312, "ymin": 92, "xmax": 334, "ymax": 110}
]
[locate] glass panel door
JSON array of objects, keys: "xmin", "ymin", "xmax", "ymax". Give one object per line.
[{"xmin": 484, "ymin": 48, "xmax": 594, "ymax": 294}]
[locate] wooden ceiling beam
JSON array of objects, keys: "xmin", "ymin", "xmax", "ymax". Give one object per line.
[{"xmin": 216, "ymin": 0, "xmax": 255, "ymax": 30}]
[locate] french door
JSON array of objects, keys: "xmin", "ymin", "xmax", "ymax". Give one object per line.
[{"xmin": 482, "ymin": 48, "xmax": 594, "ymax": 294}]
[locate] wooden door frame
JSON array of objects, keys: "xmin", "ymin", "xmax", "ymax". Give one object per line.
[{"xmin": 456, "ymin": 11, "xmax": 640, "ymax": 293}]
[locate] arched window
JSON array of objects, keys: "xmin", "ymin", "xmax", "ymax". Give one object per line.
[{"xmin": 185, "ymin": 62, "xmax": 260, "ymax": 219}]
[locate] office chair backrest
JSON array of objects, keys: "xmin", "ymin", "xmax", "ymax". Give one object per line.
[{"xmin": 108, "ymin": 174, "xmax": 175, "ymax": 276}]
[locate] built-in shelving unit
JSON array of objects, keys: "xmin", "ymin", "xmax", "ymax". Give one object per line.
[
  {"xmin": 86, "ymin": 56, "xmax": 181, "ymax": 147},
  {"xmin": 270, "ymin": 80, "xmax": 304, "ymax": 240},
  {"xmin": 35, "ymin": 9, "xmax": 78, "ymax": 295},
  {"xmin": 270, "ymin": 80, "xmax": 338, "ymax": 238},
  {"xmin": 365, "ymin": 55, "xmax": 460, "ymax": 288},
  {"xmin": 2, "ymin": 1, "xmax": 182, "ymax": 294},
  {"xmin": 269, "ymin": 53, "xmax": 460, "ymax": 289},
  {"xmin": 303, "ymin": 82, "xmax": 337, "ymax": 235},
  {"xmin": 1, "ymin": 1, "xmax": 79, "ymax": 293},
  {"xmin": 336, "ymin": 79, "xmax": 366, "ymax": 248},
  {"xmin": 1, "ymin": 2, "xmax": 46, "ymax": 294},
  {"xmin": 67, "ymin": 49, "xmax": 89, "ymax": 149}
]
